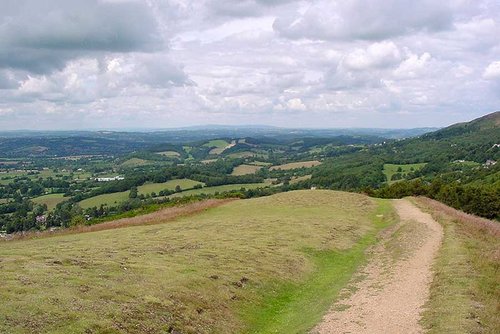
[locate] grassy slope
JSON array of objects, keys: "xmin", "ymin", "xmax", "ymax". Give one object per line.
[
  {"xmin": 204, "ymin": 139, "xmax": 229, "ymax": 148},
  {"xmin": 383, "ymin": 163, "xmax": 427, "ymax": 183},
  {"xmin": 231, "ymin": 164, "xmax": 262, "ymax": 176},
  {"xmin": 270, "ymin": 161, "xmax": 321, "ymax": 171},
  {"xmin": 227, "ymin": 151, "xmax": 267, "ymax": 159},
  {"xmin": 290, "ymin": 175, "xmax": 312, "ymax": 185},
  {"xmin": 32, "ymin": 193, "xmax": 66, "ymax": 210},
  {"xmin": 414, "ymin": 197, "xmax": 500, "ymax": 334},
  {"xmin": 241, "ymin": 198, "xmax": 394, "ymax": 334},
  {"xmin": 205, "ymin": 139, "xmax": 231, "ymax": 155},
  {"xmin": 79, "ymin": 190, "xmax": 130, "ymax": 209},
  {"xmin": 0, "ymin": 190, "xmax": 394, "ymax": 334},
  {"xmin": 156, "ymin": 151, "xmax": 180, "ymax": 157},
  {"xmin": 167, "ymin": 183, "xmax": 271, "ymax": 198},
  {"xmin": 120, "ymin": 158, "xmax": 151, "ymax": 167},
  {"xmin": 137, "ymin": 179, "xmax": 204, "ymax": 195}
]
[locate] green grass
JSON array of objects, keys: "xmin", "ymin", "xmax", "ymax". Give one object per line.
[
  {"xmin": 241, "ymin": 199, "xmax": 394, "ymax": 333},
  {"xmin": 31, "ymin": 193, "xmax": 67, "ymax": 211},
  {"xmin": 138, "ymin": 179, "xmax": 204, "ymax": 195},
  {"xmin": 231, "ymin": 164, "xmax": 262, "ymax": 176},
  {"xmin": 168, "ymin": 182, "xmax": 271, "ymax": 198},
  {"xmin": 383, "ymin": 163, "xmax": 427, "ymax": 183},
  {"xmin": 208, "ymin": 140, "xmax": 235, "ymax": 155},
  {"xmin": 78, "ymin": 191, "xmax": 130, "ymax": 209},
  {"xmin": 204, "ymin": 139, "xmax": 229, "ymax": 148},
  {"xmin": 0, "ymin": 169, "xmax": 84, "ymax": 185},
  {"xmin": 415, "ymin": 198, "xmax": 500, "ymax": 334},
  {"xmin": 0, "ymin": 190, "xmax": 393, "ymax": 334}
]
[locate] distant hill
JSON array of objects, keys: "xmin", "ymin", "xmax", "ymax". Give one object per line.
[
  {"xmin": 389, "ymin": 111, "xmax": 500, "ymax": 164},
  {"xmin": 0, "ymin": 127, "xmax": 437, "ymax": 158},
  {"xmin": 423, "ymin": 111, "xmax": 499, "ymax": 140},
  {"xmin": 312, "ymin": 111, "xmax": 499, "ymax": 189},
  {"xmin": 311, "ymin": 111, "xmax": 499, "ymax": 219}
]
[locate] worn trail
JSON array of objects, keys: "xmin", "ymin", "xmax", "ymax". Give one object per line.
[{"xmin": 314, "ymin": 199, "xmax": 443, "ymax": 334}]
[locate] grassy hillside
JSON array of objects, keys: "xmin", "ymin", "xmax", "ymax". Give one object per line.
[
  {"xmin": 31, "ymin": 193, "xmax": 66, "ymax": 210},
  {"xmin": 415, "ymin": 197, "xmax": 500, "ymax": 333},
  {"xmin": 79, "ymin": 190, "xmax": 130, "ymax": 209},
  {"xmin": 137, "ymin": 179, "xmax": 204, "ymax": 195},
  {"xmin": 270, "ymin": 160, "xmax": 322, "ymax": 171},
  {"xmin": 231, "ymin": 164, "xmax": 261, "ymax": 176},
  {"xmin": 0, "ymin": 190, "xmax": 394, "ymax": 334},
  {"xmin": 389, "ymin": 111, "xmax": 500, "ymax": 164},
  {"xmin": 167, "ymin": 182, "xmax": 271, "ymax": 198},
  {"xmin": 383, "ymin": 163, "xmax": 427, "ymax": 183}
]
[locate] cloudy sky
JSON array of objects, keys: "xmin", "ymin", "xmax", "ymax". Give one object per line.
[{"xmin": 0, "ymin": 0, "xmax": 499, "ymax": 130}]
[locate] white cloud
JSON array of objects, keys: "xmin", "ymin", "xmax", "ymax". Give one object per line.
[
  {"xmin": 393, "ymin": 53, "xmax": 432, "ymax": 79},
  {"xmin": 286, "ymin": 97, "xmax": 307, "ymax": 111},
  {"xmin": 483, "ymin": 61, "xmax": 500, "ymax": 79},
  {"xmin": 344, "ymin": 41, "xmax": 401, "ymax": 71}
]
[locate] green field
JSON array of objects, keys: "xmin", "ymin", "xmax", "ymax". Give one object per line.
[
  {"xmin": 0, "ymin": 169, "xmax": 92, "ymax": 186},
  {"xmin": 138, "ymin": 179, "xmax": 204, "ymax": 195},
  {"xmin": 207, "ymin": 140, "xmax": 235, "ymax": 155},
  {"xmin": 204, "ymin": 139, "xmax": 229, "ymax": 148},
  {"xmin": 79, "ymin": 191, "xmax": 130, "ymax": 209},
  {"xmin": 270, "ymin": 160, "xmax": 322, "ymax": 171},
  {"xmin": 0, "ymin": 190, "xmax": 393, "ymax": 333},
  {"xmin": 231, "ymin": 164, "xmax": 261, "ymax": 176},
  {"xmin": 168, "ymin": 182, "xmax": 271, "ymax": 198},
  {"xmin": 32, "ymin": 193, "xmax": 67, "ymax": 211},
  {"xmin": 383, "ymin": 163, "xmax": 427, "ymax": 183}
]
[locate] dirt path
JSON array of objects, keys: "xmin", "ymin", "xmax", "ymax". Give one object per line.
[{"xmin": 313, "ymin": 199, "xmax": 443, "ymax": 334}]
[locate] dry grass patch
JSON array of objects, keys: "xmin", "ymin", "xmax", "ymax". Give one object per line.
[
  {"xmin": 270, "ymin": 160, "xmax": 322, "ymax": 171},
  {"xmin": 167, "ymin": 182, "xmax": 271, "ymax": 198},
  {"xmin": 414, "ymin": 197, "xmax": 500, "ymax": 334},
  {"xmin": 138, "ymin": 179, "xmax": 204, "ymax": 195},
  {"xmin": 290, "ymin": 175, "xmax": 312, "ymax": 184},
  {"xmin": 156, "ymin": 151, "xmax": 180, "ymax": 157},
  {"xmin": 231, "ymin": 164, "xmax": 261, "ymax": 176}
]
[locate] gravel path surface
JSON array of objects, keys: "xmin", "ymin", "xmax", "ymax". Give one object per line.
[{"xmin": 313, "ymin": 199, "xmax": 443, "ymax": 334}]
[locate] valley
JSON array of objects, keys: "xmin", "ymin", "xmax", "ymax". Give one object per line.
[{"xmin": 0, "ymin": 113, "xmax": 498, "ymax": 334}]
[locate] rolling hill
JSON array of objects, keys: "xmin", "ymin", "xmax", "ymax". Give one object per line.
[{"xmin": 0, "ymin": 190, "xmax": 392, "ymax": 334}]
